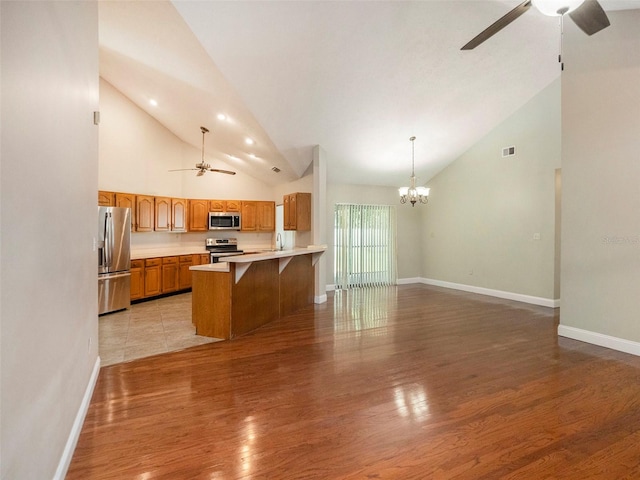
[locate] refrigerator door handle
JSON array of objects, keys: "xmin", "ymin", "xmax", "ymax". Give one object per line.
[{"xmin": 104, "ymin": 211, "xmax": 112, "ymax": 268}]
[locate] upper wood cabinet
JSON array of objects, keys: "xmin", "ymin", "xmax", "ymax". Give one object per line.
[
  {"xmin": 98, "ymin": 191, "xmax": 115, "ymax": 206},
  {"xmin": 136, "ymin": 195, "xmax": 154, "ymax": 232},
  {"xmin": 257, "ymin": 201, "xmax": 275, "ymax": 232},
  {"xmin": 240, "ymin": 201, "xmax": 257, "ymax": 231},
  {"xmin": 284, "ymin": 193, "xmax": 311, "ymax": 231},
  {"xmin": 241, "ymin": 201, "xmax": 275, "ymax": 232},
  {"xmin": 171, "ymin": 198, "xmax": 187, "ymax": 232},
  {"xmin": 189, "ymin": 199, "xmax": 209, "ymax": 232},
  {"xmin": 115, "ymin": 193, "xmax": 135, "ymax": 230},
  {"xmin": 209, "ymin": 199, "xmax": 241, "ymax": 212},
  {"xmin": 154, "ymin": 196, "xmax": 171, "ymax": 231}
]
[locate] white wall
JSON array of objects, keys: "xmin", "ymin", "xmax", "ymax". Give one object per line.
[
  {"xmin": 326, "ymin": 183, "xmax": 424, "ymax": 287},
  {"xmin": 421, "ymin": 79, "xmax": 561, "ymax": 303},
  {"xmin": 1, "ymin": 2, "xmax": 99, "ymax": 478},
  {"xmin": 560, "ymin": 10, "xmax": 640, "ymax": 348},
  {"xmin": 99, "ymin": 78, "xmax": 277, "ymax": 250}
]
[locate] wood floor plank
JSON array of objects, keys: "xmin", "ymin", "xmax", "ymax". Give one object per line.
[{"xmin": 67, "ymin": 285, "xmax": 640, "ymax": 479}]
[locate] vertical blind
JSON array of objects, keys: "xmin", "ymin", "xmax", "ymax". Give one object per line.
[{"xmin": 334, "ymin": 204, "xmax": 397, "ymax": 289}]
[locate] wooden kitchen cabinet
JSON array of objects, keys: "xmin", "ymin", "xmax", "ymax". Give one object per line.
[
  {"xmin": 98, "ymin": 191, "xmax": 115, "ymax": 206},
  {"xmin": 136, "ymin": 195, "xmax": 154, "ymax": 232},
  {"xmin": 178, "ymin": 255, "xmax": 193, "ymax": 290},
  {"xmin": 189, "ymin": 199, "xmax": 209, "ymax": 231},
  {"xmin": 154, "ymin": 196, "xmax": 171, "ymax": 231},
  {"xmin": 161, "ymin": 256, "xmax": 179, "ymax": 293},
  {"xmin": 257, "ymin": 201, "xmax": 275, "ymax": 232},
  {"xmin": 284, "ymin": 192, "xmax": 311, "ymax": 231},
  {"xmin": 171, "ymin": 198, "xmax": 187, "ymax": 232},
  {"xmin": 130, "ymin": 259, "xmax": 145, "ymax": 300},
  {"xmin": 144, "ymin": 258, "xmax": 162, "ymax": 296},
  {"xmin": 241, "ymin": 201, "xmax": 275, "ymax": 232},
  {"xmin": 240, "ymin": 201, "xmax": 258, "ymax": 231},
  {"xmin": 115, "ymin": 192, "xmax": 136, "ymax": 230},
  {"xmin": 209, "ymin": 199, "xmax": 240, "ymax": 212}
]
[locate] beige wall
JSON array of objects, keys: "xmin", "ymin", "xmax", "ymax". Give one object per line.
[
  {"xmin": 560, "ymin": 10, "xmax": 640, "ymax": 344},
  {"xmin": 1, "ymin": 2, "xmax": 99, "ymax": 478},
  {"xmin": 99, "ymin": 78, "xmax": 274, "ymax": 201},
  {"xmin": 421, "ymin": 79, "xmax": 561, "ymax": 302},
  {"xmin": 326, "ymin": 184, "xmax": 424, "ymax": 287},
  {"xmin": 99, "ymin": 78, "xmax": 278, "ymax": 250}
]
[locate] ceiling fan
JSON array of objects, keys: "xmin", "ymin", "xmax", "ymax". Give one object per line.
[
  {"xmin": 169, "ymin": 126, "xmax": 236, "ymax": 177},
  {"xmin": 461, "ymin": 0, "xmax": 610, "ymax": 51}
]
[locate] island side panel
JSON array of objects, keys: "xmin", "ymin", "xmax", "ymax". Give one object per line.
[
  {"xmin": 230, "ymin": 259, "xmax": 280, "ymax": 338},
  {"xmin": 280, "ymin": 253, "xmax": 314, "ymax": 317},
  {"xmin": 192, "ymin": 270, "xmax": 232, "ymax": 339}
]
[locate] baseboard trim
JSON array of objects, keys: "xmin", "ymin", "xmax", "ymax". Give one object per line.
[
  {"xmin": 558, "ymin": 325, "xmax": 640, "ymax": 356},
  {"xmin": 54, "ymin": 355, "xmax": 101, "ymax": 480},
  {"xmin": 397, "ymin": 277, "xmax": 422, "ymax": 285},
  {"xmin": 314, "ymin": 294, "xmax": 328, "ymax": 304},
  {"xmin": 420, "ymin": 277, "xmax": 558, "ymax": 308}
]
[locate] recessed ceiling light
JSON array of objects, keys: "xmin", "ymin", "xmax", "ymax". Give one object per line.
[
  {"xmin": 217, "ymin": 113, "xmax": 226, "ymax": 121},
  {"xmin": 149, "ymin": 99, "xmax": 158, "ymax": 107},
  {"xmin": 245, "ymin": 138, "xmax": 255, "ymax": 145}
]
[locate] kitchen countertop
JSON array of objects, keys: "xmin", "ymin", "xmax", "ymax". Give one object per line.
[
  {"xmin": 189, "ymin": 262, "xmax": 230, "ymax": 273},
  {"xmin": 189, "ymin": 246, "xmax": 327, "ymax": 273},
  {"xmin": 223, "ymin": 246, "xmax": 327, "ymax": 263}
]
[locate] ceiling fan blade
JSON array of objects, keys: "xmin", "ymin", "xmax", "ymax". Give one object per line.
[
  {"xmin": 168, "ymin": 168, "xmax": 198, "ymax": 172},
  {"xmin": 209, "ymin": 168, "xmax": 236, "ymax": 175},
  {"xmin": 568, "ymin": 0, "xmax": 610, "ymax": 36},
  {"xmin": 461, "ymin": 0, "xmax": 532, "ymax": 50}
]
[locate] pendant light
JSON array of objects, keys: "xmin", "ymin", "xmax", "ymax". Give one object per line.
[{"xmin": 399, "ymin": 136, "xmax": 429, "ymax": 207}]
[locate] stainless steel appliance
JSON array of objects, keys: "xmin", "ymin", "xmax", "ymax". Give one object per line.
[
  {"xmin": 98, "ymin": 206, "xmax": 131, "ymax": 315},
  {"xmin": 206, "ymin": 237, "xmax": 244, "ymax": 263},
  {"xmin": 208, "ymin": 212, "xmax": 241, "ymax": 230}
]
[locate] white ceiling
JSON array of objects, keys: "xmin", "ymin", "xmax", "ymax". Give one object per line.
[{"xmin": 99, "ymin": 0, "xmax": 640, "ymax": 188}]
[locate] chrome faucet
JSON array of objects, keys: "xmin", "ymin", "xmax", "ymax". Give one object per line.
[{"xmin": 276, "ymin": 233, "xmax": 283, "ymax": 250}]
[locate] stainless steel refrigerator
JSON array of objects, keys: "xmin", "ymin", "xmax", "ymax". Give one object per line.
[{"xmin": 98, "ymin": 206, "xmax": 131, "ymax": 315}]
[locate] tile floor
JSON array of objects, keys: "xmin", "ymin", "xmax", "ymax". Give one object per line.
[{"xmin": 99, "ymin": 292, "xmax": 221, "ymax": 366}]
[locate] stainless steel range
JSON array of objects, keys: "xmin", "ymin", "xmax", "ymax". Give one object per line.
[{"xmin": 206, "ymin": 238, "xmax": 244, "ymax": 263}]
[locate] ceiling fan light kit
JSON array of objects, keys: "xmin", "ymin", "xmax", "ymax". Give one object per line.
[
  {"xmin": 168, "ymin": 125, "xmax": 236, "ymax": 177},
  {"xmin": 399, "ymin": 136, "xmax": 429, "ymax": 207},
  {"xmin": 531, "ymin": 0, "xmax": 584, "ymax": 16}
]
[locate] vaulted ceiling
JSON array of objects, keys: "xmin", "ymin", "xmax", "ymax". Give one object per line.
[{"xmin": 99, "ymin": 1, "xmax": 640, "ymax": 187}]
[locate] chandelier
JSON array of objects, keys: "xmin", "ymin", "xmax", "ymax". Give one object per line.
[{"xmin": 399, "ymin": 136, "xmax": 429, "ymax": 206}]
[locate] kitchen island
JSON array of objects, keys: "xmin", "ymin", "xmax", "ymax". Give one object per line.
[{"xmin": 190, "ymin": 247, "xmax": 326, "ymax": 339}]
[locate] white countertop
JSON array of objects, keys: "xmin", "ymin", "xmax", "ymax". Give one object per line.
[
  {"xmin": 189, "ymin": 246, "xmax": 327, "ymax": 273},
  {"xmin": 189, "ymin": 262, "xmax": 230, "ymax": 273},
  {"xmin": 223, "ymin": 246, "xmax": 327, "ymax": 263}
]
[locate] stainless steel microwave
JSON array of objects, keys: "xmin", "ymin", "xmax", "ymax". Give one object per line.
[{"xmin": 208, "ymin": 212, "xmax": 241, "ymax": 230}]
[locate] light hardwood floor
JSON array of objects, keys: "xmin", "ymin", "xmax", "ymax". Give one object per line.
[
  {"xmin": 99, "ymin": 292, "xmax": 219, "ymax": 366},
  {"xmin": 70, "ymin": 284, "xmax": 640, "ymax": 479}
]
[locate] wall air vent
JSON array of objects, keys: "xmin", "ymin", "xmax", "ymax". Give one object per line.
[
  {"xmin": 271, "ymin": 166, "xmax": 281, "ymax": 173},
  {"xmin": 502, "ymin": 146, "xmax": 516, "ymax": 157}
]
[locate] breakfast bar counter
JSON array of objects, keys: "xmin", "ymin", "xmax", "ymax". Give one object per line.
[{"xmin": 190, "ymin": 247, "xmax": 326, "ymax": 339}]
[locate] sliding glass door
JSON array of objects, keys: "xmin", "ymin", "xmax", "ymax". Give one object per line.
[{"xmin": 334, "ymin": 204, "xmax": 397, "ymax": 288}]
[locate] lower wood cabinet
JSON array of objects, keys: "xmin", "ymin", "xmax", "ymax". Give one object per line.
[
  {"xmin": 178, "ymin": 255, "xmax": 193, "ymax": 290},
  {"xmin": 130, "ymin": 259, "xmax": 145, "ymax": 300},
  {"xmin": 144, "ymin": 258, "xmax": 162, "ymax": 297},
  {"xmin": 131, "ymin": 253, "xmax": 209, "ymax": 302},
  {"xmin": 162, "ymin": 256, "xmax": 179, "ymax": 293}
]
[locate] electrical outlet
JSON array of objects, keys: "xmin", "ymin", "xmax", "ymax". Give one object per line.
[{"xmin": 533, "ymin": 233, "xmax": 541, "ymax": 241}]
